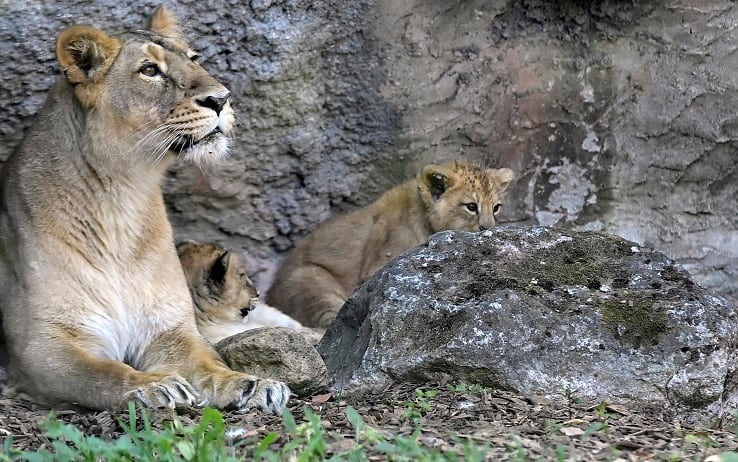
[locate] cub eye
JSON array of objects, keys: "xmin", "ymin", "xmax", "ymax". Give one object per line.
[
  {"xmin": 139, "ymin": 63, "xmax": 161, "ymax": 77},
  {"xmin": 493, "ymin": 203, "xmax": 502, "ymax": 214},
  {"xmin": 464, "ymin": 203, "xmax": 478, "ymax": 213}
]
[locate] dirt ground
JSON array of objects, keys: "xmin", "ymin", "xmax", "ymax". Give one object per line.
[{"xmin": 1, "ymin": 382, "xmax": 736, "ymax": 460}]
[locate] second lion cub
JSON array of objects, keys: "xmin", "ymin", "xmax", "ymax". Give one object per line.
[
  {"xmin": 266, "ymin": 160, "xmax": 514, "ymax": 328},
  {"xmin": 176, "ymin": 240, "xmax": 324, "ymax": 345}
]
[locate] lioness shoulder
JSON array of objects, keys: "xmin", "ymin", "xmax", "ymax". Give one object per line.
[
  {"xmin": 266, "ymin": 160, "xmax": 514, "ymax": 328},
  {"xmin": 0, "ymin": 7, "xmax": 288, "ymax": 413}
]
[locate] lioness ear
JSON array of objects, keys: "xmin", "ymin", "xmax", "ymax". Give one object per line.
[
  {"xmin": 490, "ymin": 167, "xmax": 514, "ymax": 192},
  {"xmin": 419, "ymin": 165, "xmax": 455, "ymax": 200},
  {"xmin": 148, "ymin": 6, "xmax": 184, "ymax": 41},
  {"xmin": 57, "ymin": 26, "xmax": 120, "ymax": 85}
]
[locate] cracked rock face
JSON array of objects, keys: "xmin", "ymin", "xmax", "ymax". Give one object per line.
[
  {"xmin": 0, "ymin": 1, "xmax": 735, "ymax": 302},
  {"xmin": 318, "ymin": 228, "xmax": 738, "ymax": 425}
]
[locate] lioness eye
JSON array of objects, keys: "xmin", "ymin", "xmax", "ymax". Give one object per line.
[
  {"xmin": 464, "ymin": 203, "xmax": 478, "ymax": 213},
  {"xmin": 493, "ymin": 203, "xmax": 502, "ymax": 214},
  {"xmin": 139, "ymin": 63, "xmax": 160, "ymax": 77}
]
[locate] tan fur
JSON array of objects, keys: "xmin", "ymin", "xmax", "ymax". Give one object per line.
[
  {"xmin": 176, "ymin": 241, "xmax": 324, "ymax": 345},
  {"xmin": 266, "ymin": 160, "xmax": 515, "ymax": 328},
  {"xmin": 148, "ymin": 6, "xmax": 183, "ymax": 38},
  {"xmin": 0, "ymin": 7, "xmax": 288, "ymax": 413}
]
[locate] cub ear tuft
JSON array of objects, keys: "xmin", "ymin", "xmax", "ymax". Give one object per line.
[
  {"xmin": 491, "ymin": 167, "xmax": 515, "ymax": 192},
  {"xmin": 148, "ymin": 6, "xmax": 184, "ymax": 41},
  {"xmin": 56, "ymin": 26, "xmax": 120, "ymax": 85},
  {"xmin": 420, "ymin": 165, "xmax": 455, "ymax": 200}
]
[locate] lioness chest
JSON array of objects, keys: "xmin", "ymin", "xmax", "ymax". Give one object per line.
[{"xmin": 25, "ymin": 209, "xmax": 194, "ymax": 365}]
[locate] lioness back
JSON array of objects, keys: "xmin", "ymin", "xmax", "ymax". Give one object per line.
[
  {"xmin": 176, "ymin": 240, "xmax": 324, "ymax": 344},
  {"xmin": 266, "ymin": 160, "xmax": 514, "ymax": 328},
  {"xmin": 0, "ymin": 7, "xmax": 288, "ymax": 413}
]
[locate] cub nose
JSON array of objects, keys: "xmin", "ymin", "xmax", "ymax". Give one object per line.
[
  {"xmin": 196, "ymin": 92, "xmax": 230, "ymax": 115},
  {"xmin": 478, "ymin": 218, "xmax": 496, "ymax": 231}
]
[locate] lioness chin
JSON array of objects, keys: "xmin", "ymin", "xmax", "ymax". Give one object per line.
[{"xmin": 0, "ymin": 7, "xmax": 289, "ymax": 413}]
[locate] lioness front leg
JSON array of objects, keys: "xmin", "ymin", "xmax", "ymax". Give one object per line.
[
  {"xmin": 15, "ymin": 338, "xmax": 199, "ymax": 410},
  {"xmin": 142, "ymin": 328, "xmax": 290, "ymax": 414}
]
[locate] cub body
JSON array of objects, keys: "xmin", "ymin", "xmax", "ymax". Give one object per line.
[
  {"xmin": 176, "ymin": 240, "xmax": 324, "ymax": 345},
  {"xmin": 266, "ymin": 161, "xmax": 514, "ymax": 328},
  {"xmin": 0, "ymin": 8, "xmax": 288, "ymax": 412}
]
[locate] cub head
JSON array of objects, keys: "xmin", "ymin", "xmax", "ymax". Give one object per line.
[
  {"xmin": 176, "ymin": 240, "xmax": 258, "ymax": 324},
  {"xmin": 417, "ymin": 160, "xmax": 514, "ymax": 233},
  {"xmin": 55, "ymin": 7, "xmax": 234, "ymax": 168}
]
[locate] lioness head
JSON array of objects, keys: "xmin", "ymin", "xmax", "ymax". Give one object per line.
[
  {"xmin": 418, "ymin": 161, "xmax": 514, "ymax": 232},
  {"xmin": 176, "ymin": 240, "xmax": 259, "ymax": 325},
  {"xmin": 55, "ymin": 7, "xmax": 234, "ymax": 168}
]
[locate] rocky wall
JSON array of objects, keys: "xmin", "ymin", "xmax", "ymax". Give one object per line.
[{"xmin": 0, "ymin": 0, "xmax": 735, "ymax": 302}]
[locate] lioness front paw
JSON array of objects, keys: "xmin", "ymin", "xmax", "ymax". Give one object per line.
[
  {"xmin": 238, "ymin": 377, "xmax": 291, "ymax": 415},
  {"xmin": 124, "ymin": 374, "xmax": 200, "ymax": 409}
]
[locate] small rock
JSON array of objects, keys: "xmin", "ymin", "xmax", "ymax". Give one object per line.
[{"xmin": 216, "ymin": 327, "xmax": 327, "ymax": 397}]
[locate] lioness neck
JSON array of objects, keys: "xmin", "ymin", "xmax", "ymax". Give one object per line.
[{"xmin": 15, "ymin": 80, "xmax": 170, "ymax": 261}]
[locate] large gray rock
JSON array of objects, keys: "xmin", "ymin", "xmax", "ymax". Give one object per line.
[
  {"xmin": 318, "ymin": 228, "xmax": 738, "ymax": 424},
  {"xmin": 0, "ymin": 1, "xmax": 735, "ymax": 302}
]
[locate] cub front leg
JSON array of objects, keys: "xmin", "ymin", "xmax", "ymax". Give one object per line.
[{"xmin": 143, "ymin": 328, "xmax": 290, "ymax": 414}]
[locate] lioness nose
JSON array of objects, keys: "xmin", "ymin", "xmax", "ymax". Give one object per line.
[{"xmin": 197, "ymin": 92, "xmax": 230, "ymax": 115}]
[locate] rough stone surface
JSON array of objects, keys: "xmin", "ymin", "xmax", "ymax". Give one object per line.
[
  {"xmin": 0, "ymin": 1, "xmax": 736, "ymax": 303},
  {"xmin": 215, "ymin": 327, "xmax": 327, "ymax": 397},
  {"xmin": 318, "ymin": 228, "xmax": 738, "ymax": 424}
]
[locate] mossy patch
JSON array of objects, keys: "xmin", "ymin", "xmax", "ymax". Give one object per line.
[
  {"xmin": 525, "ymin": 232, "xmax": 635, "ymax": 288},
  {"xmin": 451, "ymin": 230, "xmax": 680, "ymax": 348},
  {"xmin": 600, "ymin": 296, "xmax": 672, "ymax": 348},
  {"xmin": 467, "ymin": 230, "xmax": 636, "ymax": 295}
]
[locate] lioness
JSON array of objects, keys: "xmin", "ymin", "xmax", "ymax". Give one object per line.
[
  {"xmin": 0, "ymin": 7, "xmax": 289, "ymax": 413},
  {"xmin": 176, "ymin": 240, "xmax": 324, "ymax": 345},
  {"xmin": 266, "ymin": 161, "xmax": 514, "ymax": 328}
]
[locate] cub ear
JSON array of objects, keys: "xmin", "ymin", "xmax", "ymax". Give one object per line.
[
  {"xmin": 208, "ymin": 251, "xmax": 231, "ymax": 288},
  {"xmin": 490, "ymin": 167, "xmax": 515, "ymax": 192},
  {"xmin": 419, "ymin": 165, "xmax": 456, "ymax": 200},
  {"xmin": 148, "ymin": 6, "xmax": 185, "ymax": 41},
  {"xmin": 56, "ymin": 26, "xmax": 120, "ymax": 85},
  {"xmin": 175, "ymin": 239, "xmax": 198, "ymax": 256}
]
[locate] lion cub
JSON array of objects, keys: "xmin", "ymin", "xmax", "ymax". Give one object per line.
[
  {"xmin": 0, "ymin": 8, "xmax": 288, "ymax": 412},
  {"xmin": 176, "ymin": 240, "xmax": 324, "ymax": 345},
  {"xmin": 266, "ymin": 160, "xmax": 514, "ymax": 328}
]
